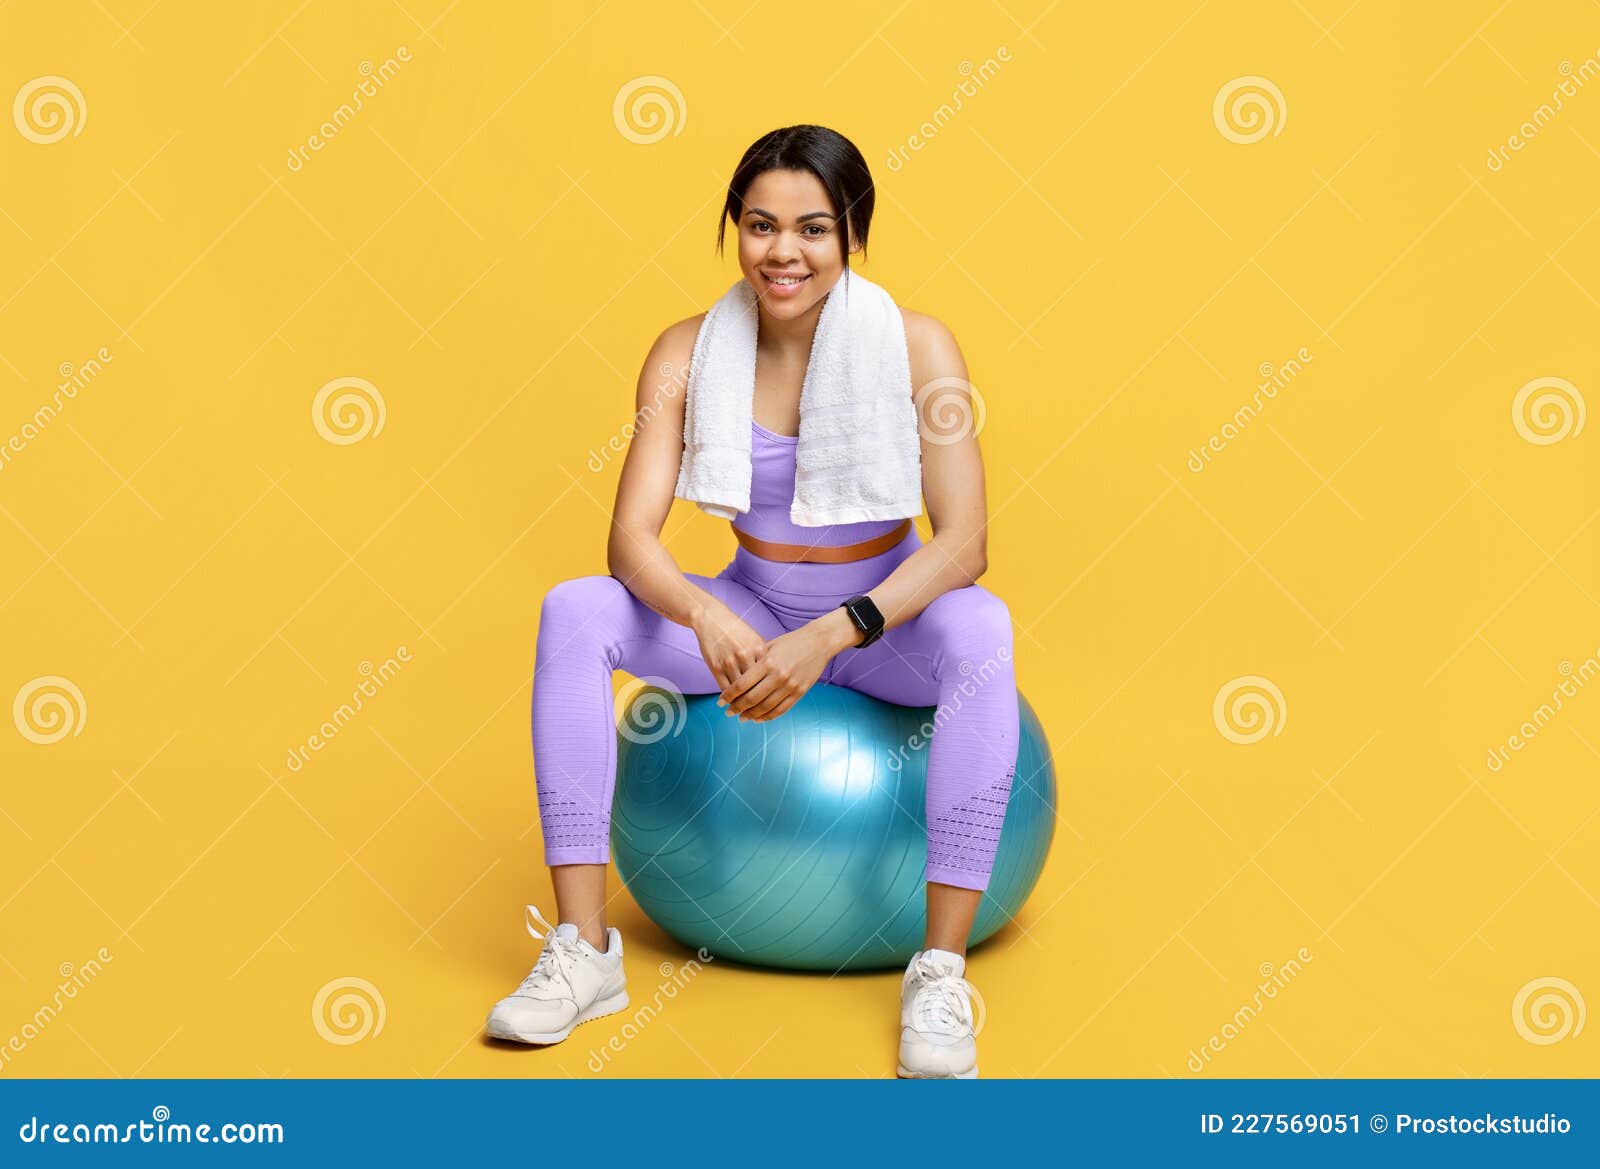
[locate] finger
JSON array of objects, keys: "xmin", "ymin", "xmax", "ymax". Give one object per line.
[
  {"xmin": 728, "ymin": 673, "xmax": 781, "ymax": 716},
  {"xmin": 725, "ymin": 647, "xmax": 766, "ymax": 686},
  {"xmin": 745, "ymin": 688, "xmax": 791, "ymax": 721},
  {"xmin": 721, "ymin": 660, "xmax": 769, "ymax": 706},
  {"xmin": 729, "ymin": 671, "xmax": 777, "ymax": 716},
  {"xmin": 736, "ymin": 645, "xmax": 766, "ymax": 678},
  {"xmin": 747, "ymin": 669, "xmax": 802, "ymax": 718}
]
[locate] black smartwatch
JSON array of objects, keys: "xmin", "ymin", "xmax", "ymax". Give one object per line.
[{"xmin": 840, "ymin": 594, "xmax": 885, "ymax": 648}]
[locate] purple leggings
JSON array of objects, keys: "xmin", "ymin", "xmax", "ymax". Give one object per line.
[{"xmin": 530, "ymin": 529, "xmax": 1019, "ymax": 891}]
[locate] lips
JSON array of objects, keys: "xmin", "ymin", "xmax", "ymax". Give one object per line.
[{"xmin": 761, "ymin": 271, "xmax": 812, "ymax": 297}]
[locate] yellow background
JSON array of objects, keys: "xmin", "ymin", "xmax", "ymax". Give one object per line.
[{"xmin": 2, "ymin": 1, "xmax": 1596, "ymax": 1079}]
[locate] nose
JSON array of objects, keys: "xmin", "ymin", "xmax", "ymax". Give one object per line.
[{"xmin": 769, "ymin": 231, "xmax": 799, "ymax": 262}]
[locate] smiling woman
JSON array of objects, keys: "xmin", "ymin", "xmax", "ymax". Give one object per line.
[
  {"xmin": 488, "ymin": 125, "xmax": 1021, "ymax": 1080},
  {"xmin": 717, "ymin": 123, "xmax": 873, "ymax": 284}
]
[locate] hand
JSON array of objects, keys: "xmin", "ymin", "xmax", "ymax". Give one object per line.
[
  {"xmin": 690, "ymin": 598, "xmax": 769, "ymax": 692},
  {"xmin": 721, "ymin": 609, "xmax": 860, "ymax": 722}
]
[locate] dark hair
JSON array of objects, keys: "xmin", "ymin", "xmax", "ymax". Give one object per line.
[{"xmin": 716, "ymin": 125, "xmax": 875, "ymax": 271}]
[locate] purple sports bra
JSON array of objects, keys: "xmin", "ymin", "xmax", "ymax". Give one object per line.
[{"xmin": 731, "ymin": 418, "xmax": 909, "ymax": 547}]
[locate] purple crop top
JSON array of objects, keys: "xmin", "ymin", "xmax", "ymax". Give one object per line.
[{"xmin": 731, "ymin": 419, "xmax": 910, "ymax": 547}]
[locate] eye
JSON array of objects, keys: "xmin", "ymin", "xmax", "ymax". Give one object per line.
[{"xmin": 803, "ymin": 224, "xmax": 828, "ymax": 236}]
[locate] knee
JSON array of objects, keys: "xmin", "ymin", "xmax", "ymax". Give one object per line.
[
  {"xmin": 924, "ymin": 587, "xmax": 1013, "ymax": 663},
  {"xmin": 539, "ymin": 574, "xmax": 628, "ymax": 636}
]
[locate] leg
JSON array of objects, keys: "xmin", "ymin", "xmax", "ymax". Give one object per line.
[
  {"xmin": 825, "ymin": 584, "xmax": 1019, "ymax": 952},
  {"xmin": 531, "ymin": 571, "xmax": 785, "ymax": 945}
]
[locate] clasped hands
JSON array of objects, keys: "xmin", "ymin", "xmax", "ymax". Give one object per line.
[{"xmin": 692, "ymin": 599, "xmax": 861, "ymax": 723}]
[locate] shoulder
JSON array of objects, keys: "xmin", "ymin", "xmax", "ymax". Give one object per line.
[
  {"xmin": 648, "ymin": 312, "xmax": 707, "ymax": 367},
  {"xmin": 899, "ymin": 307, "xmax": 966, "ymax": 383},
  {"xmin": 639, "ymin": 312, "xmax": 707, "ymax": 397}
]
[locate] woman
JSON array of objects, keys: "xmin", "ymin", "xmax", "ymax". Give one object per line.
[{"xmin": 486, "ymin": 125, "xmax": 1019, "ymax": 1079}]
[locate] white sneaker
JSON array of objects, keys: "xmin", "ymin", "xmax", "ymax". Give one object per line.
[
  {"xmin": 896, "ymin": 947, "xmax": 982, "ymax": 1078},
  {"xmin": 485, "ymin": 905, "xmax": 629, "ymax": 1045}
]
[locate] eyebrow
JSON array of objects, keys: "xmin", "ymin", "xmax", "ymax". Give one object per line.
[{"xmin": 745, "ymin": 207, "xmax": 836, "ymax": 223}]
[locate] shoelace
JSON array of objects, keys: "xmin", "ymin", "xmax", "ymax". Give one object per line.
[
  {"xmin": 907, "ymin": 953, "xmax": 978, "ymax": 1033},
  {"xmin": 514, "ymin": 904, "xmax": 586, "ymax": 999}
]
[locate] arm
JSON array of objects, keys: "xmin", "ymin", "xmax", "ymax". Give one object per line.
[
  {"xmin": 606, "ymin": 316, "xmax": 771, "ymax": 691},
  {"xmin": 724, "ymin": 311, "xmax": 989, "ymax": 720}
]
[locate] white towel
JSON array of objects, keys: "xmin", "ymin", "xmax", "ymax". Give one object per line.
[{"xmin": 674, "ymin": 270, "xmax": 924, "ymax": 527}]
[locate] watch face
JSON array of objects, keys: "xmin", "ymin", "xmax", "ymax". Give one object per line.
[{"xmin": 849, "ymin": 595, "xmax": 883, "ymax": 635}]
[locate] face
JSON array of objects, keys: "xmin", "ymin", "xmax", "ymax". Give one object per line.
[{"xmin": 734, "ymin": 168, "xmax": 858, "ymax": 323}]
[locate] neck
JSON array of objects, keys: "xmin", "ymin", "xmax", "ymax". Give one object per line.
[
  {"xmin": 754, "ymin": 279, "xmax": 832, "ymax": 359},
  {"xmin": 755, "ymin": 304, "xmax": 822, "ymax": 359}
]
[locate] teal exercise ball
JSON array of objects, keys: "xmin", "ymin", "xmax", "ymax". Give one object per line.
[{"xmin": 611, "ymin": 682, "xmax": 1056, "ymax": 971}]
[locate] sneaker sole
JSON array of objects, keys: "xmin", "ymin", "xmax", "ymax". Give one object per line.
[
  {"xmin": 896, "ymin": 1063, "xmax": 979, "ymax": 1079},
  {"xmin": 485, "ymin": 990, "xmax": 630, "ymax": 1046}
]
